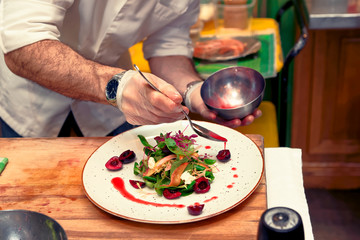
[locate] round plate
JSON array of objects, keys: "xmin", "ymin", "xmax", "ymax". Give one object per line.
[{"xmin": 82, "ymin": 120, "xmax": 264, "ymax": 224}]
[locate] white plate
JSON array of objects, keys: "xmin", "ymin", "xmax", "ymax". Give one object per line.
[{"xmin": 82, "ymin": 120, "xmax": 264, "ymax": 224}]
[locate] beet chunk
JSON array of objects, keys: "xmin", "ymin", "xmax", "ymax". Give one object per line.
[
  {"xmin": 163, "ymin": 189, "xmax": 182, "ymax": 199},
  {"xmin": 105, "ymin": 156, "xmax": 123, "ymax": 170},
  {"xmin": 129, "ymin": 180, "xmax": 146, "ymax": 189},
  {"xmin": 216, "ymin": 149, "xmax": 231, "ymax": 162},
  {"xmin": 187, "ymin": 203, "xmax": 205, "ymax": 216},
  {"xmin": 119, "ymin": 150, "xmax": 136, "ymax": 163},
  {"xmin": 194, "ymin": 177, "xmax": 210, "ymax": 193}
]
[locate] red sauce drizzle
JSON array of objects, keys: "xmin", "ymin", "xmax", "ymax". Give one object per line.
[
  {"xmin": 111, "ymin": 177, "xmax": 185, "ymax": 208},
  {"xmin": 227, "ymin": 185, "xmax": 233, "ymax": 189},
  {"xmin": 231, "ymin": 167, "xmax": 237, "ymax": 171},
  {"xmin": 205, "ymin": 145, "xmax": 211, "ymax": 149},
  {"xmin": 233, "ymin": 174, "xmax": 238, "ymax": 178},
  {"xmin": 209, "ymin": 132, "xmax": 228, "ymax": 143},
  {"xmin": 203, "ymin": 196, "xmax": 218, "ymax": 203}
]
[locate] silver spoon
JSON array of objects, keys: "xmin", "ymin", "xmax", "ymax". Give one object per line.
[{"xmin": 133, "ymin": 64, "xmax": 227, "ymax": 142}]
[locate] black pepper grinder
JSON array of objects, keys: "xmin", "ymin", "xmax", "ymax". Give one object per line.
[{"xmin": 257, "ymin": 207, "xmax": 305, "ymax": 240}]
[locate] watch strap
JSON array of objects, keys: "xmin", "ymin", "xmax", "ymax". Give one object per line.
[{"xmin": 183, "ymin": 80, "xmax": 203, "ymax": 111}]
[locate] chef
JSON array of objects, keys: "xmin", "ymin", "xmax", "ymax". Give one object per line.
[{"xmin": 0, "ymin": 0, "xmax": 260, "ymax": 137}]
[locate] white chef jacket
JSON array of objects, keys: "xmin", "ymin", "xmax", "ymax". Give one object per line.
[{"xmin": 0, "ymin": 0, "xmax": 199, "ymax": 137}]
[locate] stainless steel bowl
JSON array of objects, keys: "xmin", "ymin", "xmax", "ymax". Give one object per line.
[
  {"xmin": 201, "ymin": 66, "xmax": 265, "ymax": 120},
  {"xmin": 0, "ymin": 209, "xmax": 67, "ymax": 240}
]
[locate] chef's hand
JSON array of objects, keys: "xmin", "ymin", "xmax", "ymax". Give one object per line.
[
  {"xmin": 185, "ymin": 82, "xmax": 262, "ymax": 128},
  {"xmin": 117, "ymin": 71, "xmax": 188, "ymax": 125}
]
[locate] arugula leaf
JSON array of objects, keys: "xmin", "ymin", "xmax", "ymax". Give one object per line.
[
  {"xmin": 194, "ymin": 164, "xmax": 206, "ymax": 171},
  {"xmin": 143, "ymin": 176, "xmax": 157, "ymax": 182},
  {"xmin": 179, "ymin": 190, "xmax": 193, "ymax": 196},
  {"xmin": 133, "ymin": 162, "xmax": 141, "ymax": 175},
  {"xmin": 179, "ymin": 189, "xmax": 194, "ymax": 196},
  {"xmin": 204, "ymin": 158, "xmax": 217, "ymax": 165},
  {"xmin": 178, "ymin": 180, "xmax": 195, "ymax": 196},
  {"xmin": 157, "ymin": 141, "xmax": 166, "ymax": 149},
  {"xmin": 205, "ymin": 171, "xmax": 215, "ymax": 182},
  {"xmin": 186, "ymin": 180, "xmax": 196, "ymax": 189},
  {"xmin": 165, "ymin": 138, "xmax": 185, "ymax": 156},
  {"xmin": 184, "ymin": 163, "xmax": 193, "ymax": 172},
  {"xmin": 145, "ymin": 180, "xmax": 155, "ymax": 188},
  {"xmin": 170, "ymin": 157, "xmax": 189, "ymax": 176},
  {"xmin": 155, "ymin": 187, "xmax": 163, "ymax": 196},
  {"xmin": 144, "ymin": 147, "xmax": 153, "ymax": 156},
  {"xmin": 137, "ymin": 135, "xmax": 152, "ymax": 147},
  {"xmin": 154, "ymin": 173, "xmax": 171, "ymax": 193},
  {"xmin": 152, "ymin": 149, "xmax": 166, "ymax": 161}
]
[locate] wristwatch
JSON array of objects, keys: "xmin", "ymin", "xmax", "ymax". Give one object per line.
[{"xmin": 105, "ymin": 71, "xmax": 127, "ymax": 107}]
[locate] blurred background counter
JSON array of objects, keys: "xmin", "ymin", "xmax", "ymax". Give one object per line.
[{"xmin": 306, "ymin": 0, "xmax": 360, "ymax": 29}]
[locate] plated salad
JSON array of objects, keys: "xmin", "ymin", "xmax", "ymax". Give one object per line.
[
  {"xmin": 105, "ymin": 129, "xmax": 232, "ymax": 216},
  {"xmin": 133, "ymin": 131, "xmax": 218, "ymax": 200}
]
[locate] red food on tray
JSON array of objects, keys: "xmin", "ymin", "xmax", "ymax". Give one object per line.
[{"xmin": 193, "ymin": 38, "xmax": 247, "ymax": 60}]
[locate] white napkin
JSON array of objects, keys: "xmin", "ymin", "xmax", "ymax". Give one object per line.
[{"xmin": 264, "ymin": 148, "xmax": 314, "ymax": 240}]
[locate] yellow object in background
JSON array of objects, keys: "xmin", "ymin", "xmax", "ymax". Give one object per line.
[
  {"xmin": 237, "ymin": 101, "xmax": 279, "ymax": 148},
  {"xmin": 129, "ymin": 43, "xmax": 150, "ymax": 73}
]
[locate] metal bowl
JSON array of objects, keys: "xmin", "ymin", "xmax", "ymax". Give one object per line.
[
  {"xmin": 0, "ymin": 209, "xmax": 67, "ymax": 240},
  {"xmin": 201, "ymin": 66, "xmax": 265, "ymax": 120}
]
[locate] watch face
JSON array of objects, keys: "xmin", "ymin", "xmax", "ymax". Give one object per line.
[{"xmin": 106, "ymin": 79, "xmax": 119, "ymax": 100}]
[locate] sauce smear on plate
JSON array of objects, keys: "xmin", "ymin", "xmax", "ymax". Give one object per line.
[
  {"xmin": 204, "ymin": 196, "xmax": 218, "ymax": 203},
  {"xmin": 111, "ymin": 177, "xmax": 185, "ymax": 208}
]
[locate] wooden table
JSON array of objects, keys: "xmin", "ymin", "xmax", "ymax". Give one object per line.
[{"xmin": 0, "ymin": 135, "xmax": 266, "ymax": 240}]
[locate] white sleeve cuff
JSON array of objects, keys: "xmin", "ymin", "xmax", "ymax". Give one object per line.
[
  {"xmin": 116, "ymin": 70, "xmax": 137, "ymax": 111},
  {"xmin": 184, "ymin": 81, "xmax": 203, "ymax": 112}
]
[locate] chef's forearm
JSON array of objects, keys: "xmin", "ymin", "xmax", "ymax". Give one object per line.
[
  {"xmin": 4, "ymin": 39, "xmax": 121, "ymax": 105},
  {"xmin": 148, "ymin": 56, "xmax": 203, "ymax": 97}
]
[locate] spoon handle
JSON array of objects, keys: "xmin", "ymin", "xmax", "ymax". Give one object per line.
[{"xmin": 133, "ymin": 64, "xmax": 162, "ymax": 93}]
